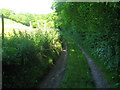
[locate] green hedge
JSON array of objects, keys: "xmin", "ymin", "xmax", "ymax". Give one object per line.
[{"xmin": 3, "ymin": 29, "xmax": 62, "ymax": 88}]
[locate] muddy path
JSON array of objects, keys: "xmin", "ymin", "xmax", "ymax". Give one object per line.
[
  {"xmin": 38, "ymin": 40, "xmax": 67, "ymax": 88},
  {"xmin": 78, "ymin": 44, "xmax": 110, "ymax": 88}
]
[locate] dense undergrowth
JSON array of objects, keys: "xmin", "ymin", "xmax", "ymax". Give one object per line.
[
  {"xmin": 3, "ymin": 29, "xmax": 62, "ymax": 88},
  {"xmin": 53, "ymin": 2, "xmax": 120, "ymax": 88}
]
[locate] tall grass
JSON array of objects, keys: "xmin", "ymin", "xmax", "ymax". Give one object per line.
[{"xmin": 3, "ymin": 29, "xmax": 62, "ymax": 88}]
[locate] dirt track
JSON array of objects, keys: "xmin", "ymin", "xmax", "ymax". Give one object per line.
[
  {"xmin": 38, "ymin": 40, "xmax": 67, "ymax": 88},
  {"xmin": 78, "ymin": 44, "xmax": 110, "ymax": 88},
  {"xmin": 38, "ymin": 40, "xmax": 110, "ymax": 88}
]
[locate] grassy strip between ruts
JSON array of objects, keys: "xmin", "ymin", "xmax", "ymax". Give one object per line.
[
  {"xmin": 60, "ymin": 35, "xmax": 95, "ymax": 88},
  {"xmin": 61, "ymin": 30, "xmax": 119, "ymax": 88}
]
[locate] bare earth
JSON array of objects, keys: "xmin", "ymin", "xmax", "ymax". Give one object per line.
[
  {"xmin": 78, "ymin": 44, "xmax": 110, "ymax": 88},
  {"xmin": 38, "ymin": 41, "xmax": 67, "ymax": 88}
]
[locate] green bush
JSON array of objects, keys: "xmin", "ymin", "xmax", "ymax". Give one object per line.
[{"xmin": 3, "ymin": 29, "xmax": 62, "ymax": 88}]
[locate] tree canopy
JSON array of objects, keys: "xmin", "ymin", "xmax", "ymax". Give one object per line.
[{"xmin": 53, "ymin": 2, "xmax": 120, "ymax": 87}]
